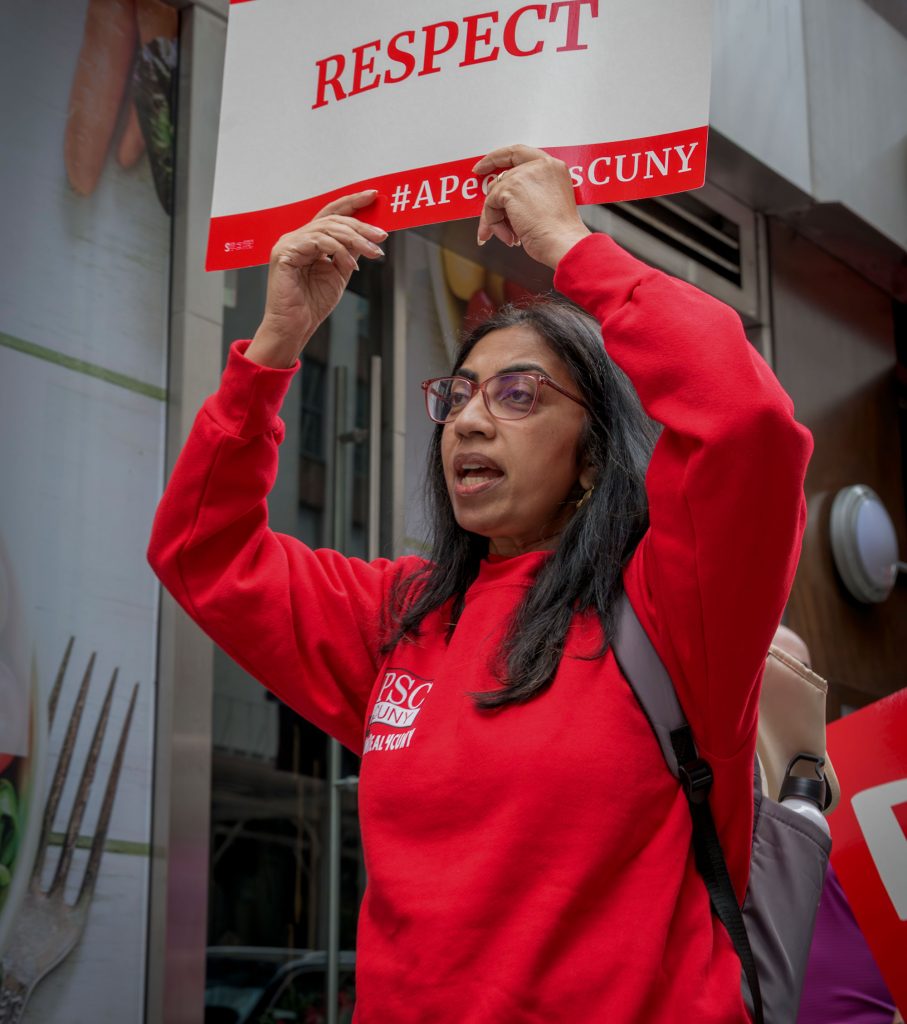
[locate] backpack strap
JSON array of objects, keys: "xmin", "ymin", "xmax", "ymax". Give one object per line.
[{"xmin": 612, "ymin": 594, "xmax": 765, "ymax": 1024}]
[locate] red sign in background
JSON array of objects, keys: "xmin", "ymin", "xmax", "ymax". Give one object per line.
[{"xmin": 826, "ymin": 688, "xmax": 907, "ymax": 1014}]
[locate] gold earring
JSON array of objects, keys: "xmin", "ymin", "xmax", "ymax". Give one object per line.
[{"xmin": 575, "ymin": 485, "xmax": 595, "ymax": 510}]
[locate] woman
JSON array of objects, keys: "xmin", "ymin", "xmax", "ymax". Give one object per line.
[{"xmin": 149, "ymin": 147, "xmax": 812, "ymax": 1022}]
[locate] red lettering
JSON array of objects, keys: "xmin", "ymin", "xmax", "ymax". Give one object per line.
[
  {"xmin": 459, "ymin": 12, "xmax": 499, "ymax": 67},
  {"xmin": 350, "ymin": 39, "xmax": 381, "ymax": 96},
  {"xmin": 312, "ymin": 2, "xmax": 601, "ymax": 107},
  {"xmin": 312, "ymin": 53, "xmax": 347, "ymax": 109},
  {"xmin": 503, "ymin": 4, "xmax": 547, "ymax": 57},
  {"xmin": 549, "ymin": 0, "xmax": 599, "ymax": 52},
  {"xmin": 419, "ymin": 20, "xmax": 459, "ymax": 76},
  {"xmin": 385, "ymin": 29, "xmax": 417, "ymax": 84}
]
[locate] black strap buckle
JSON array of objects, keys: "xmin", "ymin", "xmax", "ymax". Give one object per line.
[{"xmin": 679, "ymin": 757, "xmax": 713, "ymax": 804}]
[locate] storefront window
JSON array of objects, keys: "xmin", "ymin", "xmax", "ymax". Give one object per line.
[{"xmin": 206, "ymin": 259, "xmax": 385, "ymax": 1022}]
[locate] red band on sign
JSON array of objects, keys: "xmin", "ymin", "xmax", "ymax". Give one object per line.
[{"xmin": 206, "ymin": 125, "xmax": 708, "ymax": 271}]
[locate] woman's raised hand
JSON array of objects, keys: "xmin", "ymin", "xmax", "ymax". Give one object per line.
[
  {"xmin": 246, "ymin": 192, "xmax": 387, "ymax": 368},
  {"xmin": 473, "ymin": 146, "xmax": 590, "ymax": 269}
]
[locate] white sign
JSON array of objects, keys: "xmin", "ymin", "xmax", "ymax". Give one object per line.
[{"xmin": 208, "ymin": 0, "xmax": 712, "ymax": 270}]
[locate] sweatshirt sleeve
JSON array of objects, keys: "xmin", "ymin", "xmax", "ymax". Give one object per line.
[
  {"xmin": 554, "ymin": 233, "xmax": 812, "ymax": 763},
  {"xmin": 148, "ymin": 340, "xmax": 412, "ymax": 754}
]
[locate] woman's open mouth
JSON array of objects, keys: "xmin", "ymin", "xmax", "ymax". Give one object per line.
[{"xmin": 453, "ymin": 455, "xmax": 505, "ymax": 497}]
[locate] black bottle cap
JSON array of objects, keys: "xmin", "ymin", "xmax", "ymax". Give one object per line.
[{"xmin": 779, "ymin": 752, "xmax": 828, "ymax": 810}]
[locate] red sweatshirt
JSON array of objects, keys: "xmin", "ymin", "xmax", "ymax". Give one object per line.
[{"xmin": 148, "ymin": 234, "xmax": 812, "ymax": 1023}]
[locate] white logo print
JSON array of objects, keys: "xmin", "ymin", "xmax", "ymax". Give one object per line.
[{"xmin": 369, "ymin": 668, "xmax": 433, "ymax": 730}]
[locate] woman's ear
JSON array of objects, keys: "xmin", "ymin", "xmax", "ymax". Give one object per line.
[{"xmin": 578, "ymin": 453, "xmax": 597, "ymax": 493}]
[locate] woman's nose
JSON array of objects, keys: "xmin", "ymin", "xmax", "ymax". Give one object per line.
[{"xmin": 454, "ymin": 390, "xmax": 495, "ymax": 436}]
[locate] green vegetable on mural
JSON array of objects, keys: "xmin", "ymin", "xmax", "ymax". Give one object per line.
[
  {"xmin": 64, "ymin": 0, "xmax": 178, "ymax": 208},
  {"xmin": 134, "ymin": 37, "xmax": 178, "ymax": 215},
  {"xmin": 0, "ymin": 778, "xmax": 20, "ymax": 908}
]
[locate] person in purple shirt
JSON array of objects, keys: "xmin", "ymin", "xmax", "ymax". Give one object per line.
[
  {"xmin": 798, "ymin": 862, "xmax": 900, "ymax": 1024},
  {"xmin": 772, "ymin": 627, "xmax": 901, "ymax": 1024}
]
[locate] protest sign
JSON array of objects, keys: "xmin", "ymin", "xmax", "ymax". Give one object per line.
[
  {"xmin": 827, "ymin": 689, "xmax": 907, "ymax": 1014},
  {"xmin": 207, "ymin": 0, "xmax": 712, "ymax": 270}
]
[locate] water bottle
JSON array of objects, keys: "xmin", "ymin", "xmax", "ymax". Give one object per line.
[{"xmin": 779, "ymin": 753, "xmax": 831, "ymax": 837}]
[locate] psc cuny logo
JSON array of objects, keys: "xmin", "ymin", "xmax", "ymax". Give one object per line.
[{"xmin": 369, "ymin": 668, "xmax": 434, "ymax": 730}]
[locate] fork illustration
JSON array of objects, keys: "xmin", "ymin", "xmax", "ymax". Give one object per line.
[{"xmin": 0, "ymin": 638, "xmax": 138, "ymax": 1024}]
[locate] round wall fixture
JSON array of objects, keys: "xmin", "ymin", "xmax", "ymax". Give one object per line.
[{"xmin": 829, "ymin": 485, "xmax": 901, "ymax": 603}]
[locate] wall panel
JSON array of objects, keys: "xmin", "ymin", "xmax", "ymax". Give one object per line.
[{"xmin": 770, "ymin": 220, "xmax": 906, "ymax": 703}]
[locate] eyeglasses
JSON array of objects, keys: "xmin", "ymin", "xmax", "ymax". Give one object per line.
[{"xmin": 421, "ymin": 372, "xmax": 588, "ymax": 424}]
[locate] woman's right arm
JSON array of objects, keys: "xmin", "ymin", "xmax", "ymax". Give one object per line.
[
  {"xmin": 246, "ymin": 190, "xmax": 387, "ymax": 369},
  {"xmin": 148, "ymin": 196, "xmax": 398, "ymax": 753}
]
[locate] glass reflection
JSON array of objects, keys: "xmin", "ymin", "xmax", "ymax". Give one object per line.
[{"xmin": 205, "ymin": 260, "xmax": 383, "ymax": 1024}]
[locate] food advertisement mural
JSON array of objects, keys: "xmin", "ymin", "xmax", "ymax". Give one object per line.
[{"xmin": 0, "ymin": 1, "xmax": 177, "ymax": 1021}]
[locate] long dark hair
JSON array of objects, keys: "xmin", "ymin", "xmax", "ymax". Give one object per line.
[{"xmin": 383, "ymin": 298, "xmax": 658, "ymax": 708}]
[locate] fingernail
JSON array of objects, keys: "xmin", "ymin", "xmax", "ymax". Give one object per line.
[
  {"xmin": 477, "ymin": 236, "xmax": 487, "ymax": 246},
  {"xmin": 373, "ymin": 228, "xmax": 389, "ymax": 240},
  {"xmin": 371, "ymin": 245, "xmax": 385, "ymax": 256}
]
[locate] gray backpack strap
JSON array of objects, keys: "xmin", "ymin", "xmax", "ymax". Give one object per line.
[
  {"xmin": 612, "ymin": 593, "xmax": 765, "ymax": 1024},
  {"xmin": 611, "ymin": 593, "xmax": 687, "ymax": 776}
]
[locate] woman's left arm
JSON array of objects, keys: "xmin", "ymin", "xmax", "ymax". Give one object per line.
[
  {"xmin": 555, "ymin": 231, "xmax": 812, "ymax": 759},
  {"xmin": 474, "ymin": 145, "xmax": 812, "ymax": 762}
]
